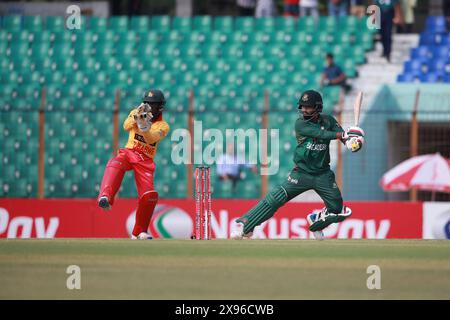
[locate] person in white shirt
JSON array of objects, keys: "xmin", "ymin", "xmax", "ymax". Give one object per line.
[
  {"xmin": 299, "ymin": 0, "xmax": 319, "ymax": 18},
  {"xmin": 216, "ymin": 144, "xmax": 257, "ymax": 192},
  {"xmin": 255, "ymin": 0, "xmax": 278, "ymax": 17}
]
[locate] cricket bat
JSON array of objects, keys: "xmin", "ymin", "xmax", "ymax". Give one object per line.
[{"xmin": 353, "ymin": 91, "xmax": 363, "ymax": 127}]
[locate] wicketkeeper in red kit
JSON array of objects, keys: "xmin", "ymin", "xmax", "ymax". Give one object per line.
[{"xmin": 97, "ymin": 89, "xmax": 170, "ymax": 239}]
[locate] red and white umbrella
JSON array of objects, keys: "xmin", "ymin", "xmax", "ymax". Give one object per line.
[{"xmin": 380, "ymin": 153, "xmax": 450, "ymax": 193}]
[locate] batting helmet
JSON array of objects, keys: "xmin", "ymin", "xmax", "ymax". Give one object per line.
[{"xmin": 298, "ymin": 90, "xmax": 323, "ymax": 112}]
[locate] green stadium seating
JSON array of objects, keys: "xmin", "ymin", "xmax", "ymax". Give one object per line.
[
  {"xmin": 0, "ymin": 42, "xmax": 7, "ymax": 56},
  {"xmin": 214, "ymin": 16, "xmax": 233, "ymax": 31},
  {"xmin": 9, "ymin": 30, "xmax": 31, "ymax": 43},
  {"xmin": 89, "ymin": 17, "xmax": 107, "ymax": 31},
  {"xmin": 130, "ymin": 16, "xmax": 150, "ymax": 31},
  {"xmin": 30, "ymin": 30, "xmax": 52, "ymax": 44},
  {"xmin": 255, "ymin": 17, "xmax": 276, "ymax": 31},
  {"xmin": 115, "ymin": 30, "xmax": 137, "ymax": 44},
  {"xmin": 298, "ymin": 16, "xmax": 316, "ymax": 31},
  {"xmin": 23, "ymin": 16, "xmax": 43, "ymax": 30},
  {"xmin": 7, "ymin": 43, "xmax": 29, "ymax": 58},
  {"xmin": 45, "ymin": 16, "xmax": 65, "ymax": 31},
  {"xmin": 193, "ymin": 16, "xmax": 212, "ymax": 31},
  {"xmin": 3, "ymin": 15, "xmax": 22, "ymax": 31},
  {"xmin": 172, "ymin": 17, "xmax": 191, "ymax": 30},
  {"xmin": 151, "ymin": 15, "xmax": 170, "ymax": 31},
  {"xmin": 0, "ymin": 15, "xmax": 371, "ymax": 198},
  {"xmin": 93, "ymin": 30, "xmax": 115, "ymax": 43},
  {"xmin": 235, "ymin": 17, "xmax": 254, "ymax": 32},
  {"xmin": 51, "ymin": 30, "xmax": 73, "ymax": 44},
  {"xmin": 276, "ymin": 17, "xmax": 295, "ymax": 30},
  {"xmin": 109, "ymin": 16, "xmax": 129, "ymax": 31}
]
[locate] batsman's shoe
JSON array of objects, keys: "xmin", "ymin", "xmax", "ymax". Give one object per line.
[
  {"xmin": 131, "ymin": 232, "xmax": 153, "ymax": 240},
  {"xmin": 308, "ymin": 206, "xmax": 352, "ymax": 232},
  {"xmin": 98, "ymin": 196, "xmax": 111, "ymax": 211},
  {"xmin": 306, "ymin": 213, "xmax": 324, "ymax": 240},
  {"xmin": 230, "ymin": 222, "xmax": 253, "ymax": 240}
]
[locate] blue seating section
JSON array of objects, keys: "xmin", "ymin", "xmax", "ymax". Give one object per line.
[{"xmin": 398, "ymin": 16, "xmax": 450, "ymax": 83}]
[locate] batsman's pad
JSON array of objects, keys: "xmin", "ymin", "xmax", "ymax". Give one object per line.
[
  {"xmin": 138, "ymin": 190, "xmax": 158, "ymax": 207},
  {"xmin": 133, "ymin": 190, "xmax": 159, "ymax": 236},
  {"xmin": 242, "ymin": 185, "xmax": 289, "ymax": 234},
  {"xmin": 266, "ymin": 186, "xmax": 289, "ymax": 209},
  {"xmin": 309, "ymin": 206, "xmax": 352, "ymax": 232},
  {"xmin": 136, "ymin": 190, "xmax": 158, "ymax": 217}
]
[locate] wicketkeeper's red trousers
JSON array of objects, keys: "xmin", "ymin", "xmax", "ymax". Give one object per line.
[{"xmin": 98, "ymin": 148, "xmax": 156, "ymax": 236}]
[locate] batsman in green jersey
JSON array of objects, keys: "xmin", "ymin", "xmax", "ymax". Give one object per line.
[{"xmin": 231, "ymin": 90, "xmax": 365, "ymax": 240}]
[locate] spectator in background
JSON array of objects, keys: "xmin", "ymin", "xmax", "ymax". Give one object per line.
[
  {"xmin": 255, "ymin": 0, "xmax": 278, "ymax": 17},
  {"xmin": 321, "ymin": 53, "xmax": 350, "ymax": 91},
  {"xmin": 369, "ymin": 0, "xmax": 404, "ymax": 62},
  {"xmin": 299, "ymin": 0, "xmax": 319, "ymax": 18},
  {"xmin": 284, "ymin": 0, "xmax": 300, "ymax": 17},
  {"xmin": 237, "ymin": 0, "xmax": 257, "ymax": 16},
  {"xmin": 350, "ymin": 0, "xmax": 366, "ymax": 17},
  {"xmin": 328, "ymin": 0, "xmax": 349, "ymax": 17},
  {"xmin": 398, "ymin": 0, "xmax": 416, "ymax": 33},
  {"xmin": 217, "ymin": 144, "xmax": 257, "ymax": 193}
]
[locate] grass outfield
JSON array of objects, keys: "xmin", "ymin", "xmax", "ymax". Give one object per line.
[{"xmin": 0, "ymin": 239, "xmax": 449, "ymax": 300}]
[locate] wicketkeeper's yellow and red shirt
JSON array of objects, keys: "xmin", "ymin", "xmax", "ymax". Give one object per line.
[{"xmin": 123, "ymin": 108, "xmax": 170, "ymax": 159}]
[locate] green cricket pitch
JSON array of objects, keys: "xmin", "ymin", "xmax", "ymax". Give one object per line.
[{"xmin": 0, "ymin": 239, "xmax": 449, "ymax": 300}]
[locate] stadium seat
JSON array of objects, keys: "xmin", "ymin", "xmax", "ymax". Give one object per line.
[
  {"xmin": 426, "ymin": 16, "xmax": 447, "ymax": 33},
  {"xmin": 419, "ymin": 72, "xmax": 440, "ymax": 83},
  {"xmin": 23, "ymin": 16, "xmax": 43, "ymax": 31},
  {"xmin": 109, "ymin": 16, "xmax": 129, "ymax": 31},
  {"xmin": 298, "ymin": 16, "xmax": 316, "ymax": 32},
  {"xmin": 9, "ymin": 30, "xmax": 32, "ymax": 43},
  {"xmin": 193, "ymin": 16, "xmax": 212, "ymax": 31},
  {"xmin": 3, "ymin": 15, "xmax": 22, "ymax": 31},
  {"xmin": 275, "ymin": 16, "xmax": 295, "ymax": 30},
  {"xmin": 30, "ymin": 42, "xmax": 52, "ymax": 59},
  {"xmin": 45, "ymin": 16, "xmax": 65, "ymax": 31},
  {"xmin": 89, "ymin": 17, "xmax": 107, "ymax": 31},
  {"xmin": 0, "ymin": 41, "xmax": 7, "ymax": 57},
  {"xmin": 214, "ymin": 16, "xmax": 233, "ymax": 31},
  {"xmin": 130, "ymin": 16, "xmax": 150, "ymax": 31},
  {"xmin": 431, "ymin": 46, "xmax": 449, "ymax": 59},
  {"xmin": 397, "ymin": 73, "xmax": 419, "ymax": 82},
  {"xmin": 151, "ymin": 15, "xmax": 170, "ymax": 31},
  {"xmin": 255, "ymin": 17, "xmax": 276, "ymax": 31},
  {"xmin": 172, "ymin": 17, "xmax": 191, "ymax": 31},
  {"xmin": 235, "ymin": 17, "xmax": 255, "ymax": 32}
]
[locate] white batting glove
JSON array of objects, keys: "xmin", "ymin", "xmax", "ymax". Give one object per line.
[
  {"xmin": 346, "ymin": 136, "xmax": 364, "ymax": 152},
  {"xmin": 346, "ymin": 126, "xmax": 365, "ymax": 138}
]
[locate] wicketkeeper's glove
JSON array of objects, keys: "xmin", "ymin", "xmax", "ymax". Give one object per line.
[{"xmin": 134, "ymin": 103, "xmax": 153, "ymax": 132}]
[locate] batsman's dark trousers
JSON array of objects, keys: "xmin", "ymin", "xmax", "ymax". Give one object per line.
[
  {"xmin": 282, "ymin": 167, "xmax": 343, "ymax": 214},
  {"xmin": 239, "ymin": 167, "xmax": 343, "ymax": 234}
]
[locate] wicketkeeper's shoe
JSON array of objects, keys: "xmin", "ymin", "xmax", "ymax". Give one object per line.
[
  {"xmin": 308, "ymin": 206, "xmax": 352, "ymax": 233},
  {"xmin": 230, "ymin": 222, "xmax": 253, "ymax": 240},
  {"xmin": 131, "ymin": 232, "xmax": 153, "ymax": 240},
  {"xmin": 98, "ymin": 196, "xmax": 111, "ymax": 211}
]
